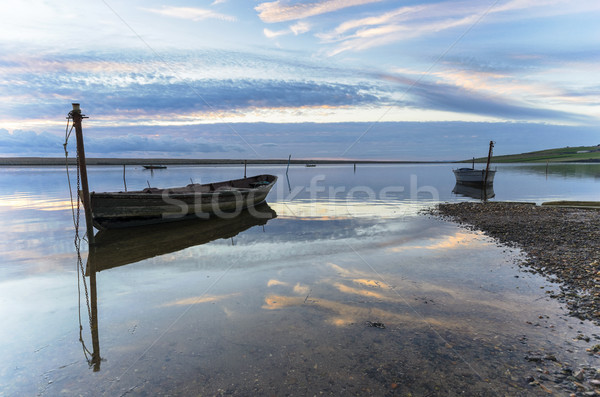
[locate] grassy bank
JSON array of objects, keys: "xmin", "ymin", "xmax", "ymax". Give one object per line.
[{"xmin": 467, "ymin": 145, "xmax": 600, "ymax": 163}]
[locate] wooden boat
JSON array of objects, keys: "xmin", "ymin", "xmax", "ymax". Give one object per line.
[
  {"xmin": 453, "ymin": 168, "xmax": 496, "ymax": 185},
  {"xmin": 453, "ymin": 141, "xmax": 496, "ymax": 186},
  {"xmin": 143, "ymin": 165, "xmax": 167, "ymax": 169},
  {"xmin": 87, "ymin": 203, "xmax": 276, "ymax": 273},
  {"xmin": 86, "ymin": 174, "xmax": 277, "ymax": 229}
]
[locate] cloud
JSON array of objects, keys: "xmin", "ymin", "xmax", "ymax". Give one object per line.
[
  {"xmin": 145, "ymin": 6, "xmax": 236, "ymax": 22},
  {"xmin": 264, "ymin": 28, "xmax": 289, "ymax": 38},
  {"xmin": 317, "ymin": 0, "xmax": 600, "ymax": 55},
  {"xmin": 378, "ymin": 73, "xmax": 588, "ymax": 123},
  {"xmin": 84, "ymin": 134, "xmax": 243, "ymax": 155},
  {"xmin": 290, "ymin": 21, "xmax": 311, "ymax": 35},
  {"xmin": 0, "ymin": 129, "xmax": 62, "ymax": 154},
  {"xmin": 255, "ymin": 0, "xmax": 384, "ymax": 23},
  {"xmin": 1, "ymin": 122, "xmax": 598, "ymax": 160},
  {"xmin": 0, "ymin": 127, "xmax": 245, "ymax": 157},
  {"xmin": 263, "ymin": 21, "xmax": 311, "ymax": 38},
  {"xmin": 0, "ymin": 54, "xmax": 384, "ymax": 121}
]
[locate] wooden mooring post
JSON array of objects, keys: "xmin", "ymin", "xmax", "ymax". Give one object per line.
[
  {"xmin": 70, "ymin": 103, "xmax": 100, "ymax": 369},
  {"xmin": 71, "ymin": 103, "xmax": 95, "ymax": 245}
]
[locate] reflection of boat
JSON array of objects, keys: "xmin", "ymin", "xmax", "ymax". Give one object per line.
[
  {"xmin": 452, "ymin": 183, "xmax": 495, "ymax": 200},
  {"xmin": 143, "ymin": 165, "xmax": 167, "ymax": 169},
  {"xmin": 305, "ymin": 163, "xmax": 316, "ymax": 167},
  {"xmin": 87, "ymin": 174, "xmax": 277, "ymax": 229},
  {"xmin": 87, "ymin": 203, "xmax": 277, "ymax": 273},
  {"xmin": 453, "ymin": 141, "xmax": 496, "ymax": 186}
]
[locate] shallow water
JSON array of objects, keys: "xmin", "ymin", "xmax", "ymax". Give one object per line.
[{"xmin": 1, "ymin": 163, "xmax": 599, "ymax": 396}]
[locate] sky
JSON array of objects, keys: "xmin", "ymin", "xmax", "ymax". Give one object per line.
[{"xmin": 0, "ymin": 0, "xmax": 599, "ymax": 160}]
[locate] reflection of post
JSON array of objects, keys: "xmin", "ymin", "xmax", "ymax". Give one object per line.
[
  {"xmin": 123, "ymin": 165, "xmax": 127, "ymax": 192},
  {"xmin": 89, "ymin": 256, "xmax": 101, "ymax": 371}
]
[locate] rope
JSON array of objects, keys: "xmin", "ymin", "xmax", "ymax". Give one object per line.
[{"xmin": 64, "ymin": 113, "xmax": 94, "ymax": 365}]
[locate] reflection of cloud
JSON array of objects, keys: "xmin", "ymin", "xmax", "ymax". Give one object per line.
[
  {"xmin": 293, "ymin": 282, "xmax": 311, "ymax": 295},
  {"xmin": 0, "ymin": 194, "xmax": 72, "ymax": 211},
  {"xmin": 162, "ymin": 292, "xmax": 240, "ymax": 306},
  {"xmin": 386, "ymin": 231, "xmax": 491, "ymax": 252},
  {"xmin": 263, "ymin": 294, "xmax": 448, "ymax": 328},
  {"xmin": 352, "ymin": 278, "xmax": 390, "ymax": 289},
  {"xmin": 267, "ymin": 279, "xmax": 289, "ymax": 287},
  {"xmin": 270, "ymin": 200, "xmax": 420, "ymax": 220},
  {"xmin": 333, "ymin": 282, "xmax": 388, "ymax": 300}
]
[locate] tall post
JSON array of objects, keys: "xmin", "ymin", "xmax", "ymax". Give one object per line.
[
  {"xmin": 484, "ymin": 140, "xmax": 494, "ymax": 186},
  {"xmin": 71, "ymin": 103, "xmax": 95, "ymax": 245},
  {"xmin": 71, "ymin": 103, "xmax": 100, "ymax": 369}
]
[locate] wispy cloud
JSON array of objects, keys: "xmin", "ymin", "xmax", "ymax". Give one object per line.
[
  {"xmin": 377, "ymin": 72, "xmax": 590, "ymax": 123},
  {"xmin": 263, "ymin": 21, "xmax": 311, "ymax": 38},
  {"xmin": 145, "ymin": 6, "xmax": 236, "ymax": 22},
  {"xmin": 290, "ymin": 21, "xmax": 311, "ymax": 35},
  {"xmin": 263, "ymin": 28, "xmax": 289, "ymax": 39},
  {"xmin": 255, "ymin": 0, "xmax": 384, "ymax": 23},
  {"xmin": 317, "ymin": 0, "xmax": 600, "ymax": 56}
]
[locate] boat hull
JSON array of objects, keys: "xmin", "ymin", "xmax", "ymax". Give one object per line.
[
  {"xmin": 453, "ymin": 168, "xmax": 495, "ymax": 186},
  {"xmin": 85, "ymin": 174, "xmax": 277, "ymax": 229}
]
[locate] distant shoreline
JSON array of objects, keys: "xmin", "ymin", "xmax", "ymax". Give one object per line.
[{"xmin": 0, "ymin": 157, "xmax": 449, "ymax": 166}]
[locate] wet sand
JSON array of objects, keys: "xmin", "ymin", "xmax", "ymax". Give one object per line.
[{"xmin": 433, "ymin": 201, "xmax": 600, "ymax": 322}]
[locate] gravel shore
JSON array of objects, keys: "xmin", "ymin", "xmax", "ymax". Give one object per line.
[{"xmin": 431, "ymin": 202, "xmax": 600, "ymax": 323}]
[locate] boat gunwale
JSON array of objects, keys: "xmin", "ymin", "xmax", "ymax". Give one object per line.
[{"xmin": 89, "ymin": 174, "xmax": 277, "ymax": 198}]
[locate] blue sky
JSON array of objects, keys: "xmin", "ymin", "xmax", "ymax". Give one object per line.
[{"xmin": 0, "ymin": 0, "xmax": 599, "ymax": 160}]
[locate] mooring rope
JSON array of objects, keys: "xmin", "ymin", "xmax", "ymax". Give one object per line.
[{"xmin": 64, "ymin": 113, "xmax": 94, "ymax": 364}]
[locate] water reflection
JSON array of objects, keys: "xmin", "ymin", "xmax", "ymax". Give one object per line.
[
  {"xmin": 81, "ymin": 204, "xmax": 276, "ymax": 373},
  {"xmin": 505, "ymin": 163, "xmax": 600, "ymax": 179},
  {"xmin": 452, "ymin": 183, "xmax": 495, "ymax": 200},
  {"xmin": 2, "ymin": 164, "xmax": 600, "ymax": 395},
  {"xmin": 88, "ymin": 203, "xmax": 276, "ymax": 272}
]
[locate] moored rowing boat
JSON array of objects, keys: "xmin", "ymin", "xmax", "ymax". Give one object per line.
[{"xmin": 85, "ymin": 174, "xmax": 277, "ymax": 229}]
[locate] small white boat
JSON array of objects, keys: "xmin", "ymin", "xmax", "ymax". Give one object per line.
[
  {"xmin": 453, "ymin": 141, "xmax": 496, "ymax": 186},
  {"xmin": 453, "ymin": 168, "xmax": 496, "ymax": 185}
]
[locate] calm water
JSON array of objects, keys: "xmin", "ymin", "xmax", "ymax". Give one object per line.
[{"xmin": 1, "ymin": 163, "xmax": 599, "ymax": 396}]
